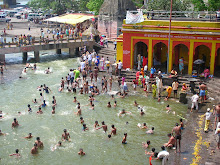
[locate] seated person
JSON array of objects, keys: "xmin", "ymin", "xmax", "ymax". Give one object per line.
[
  {"xmin": 181, "ymin": 83, "xmax": 188, "ymax": 92},
  {"xmin": 171, "ymin": 69, "xmax": 177, "ymax": 76},
  {"xmin": 201, "ymin": 68, "xmax": 210, "ymax": 79}
]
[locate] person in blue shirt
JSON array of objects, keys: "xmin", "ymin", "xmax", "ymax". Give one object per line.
[{"xmin": 150, "ymin": 66, "xmax": 156, "ymax": 78}]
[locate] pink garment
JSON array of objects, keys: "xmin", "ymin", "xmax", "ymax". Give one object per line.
[
  {"xmin": 203, "ymin": 69, "xmax": 210, "ymax": 78},
  {"xmin": 122, "ymin": 77, "xmax": 125, "ymax": 85},
  {"xmin": 136, "ymin": 71, "xmax": 140, "ymax": 80}
]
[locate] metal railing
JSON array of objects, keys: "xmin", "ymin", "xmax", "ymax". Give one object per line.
[{"xmin": 129, "ymin": 10, "xmax": 219, "ymax": 22}]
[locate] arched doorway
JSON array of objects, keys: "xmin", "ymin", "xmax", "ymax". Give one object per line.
[
  {"xmin": 194, "ymin": 45, "xmax": 211, "ymax": 74},
  {"xmin": 153, "ymin": 42, "xmax": 168, "ymax": 72},
  {"xmin": 133, "ymin": 42, "xmax": 148, "ymax": 70},
  {"xmin": 215, "ymin": 48, "xmax": 220, "ymax": 77},
  {"xmin": 173, "ymin": 44, "xmax": 189, "ymax": 74}
]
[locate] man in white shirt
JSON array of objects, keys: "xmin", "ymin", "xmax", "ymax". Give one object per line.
[
  {"xmin": 156, "ymin": 76, "xmax": 163, "ymax": 96},
  {"xmin": 80, "ymin": 60, "xmax": 86, "ymax": 71},
  {"xmin": 172, "ymin": 80, "xmax": 179, "ymax": 99},
  {"xmin": 88, "ymin": 53, "xmax": 92, "ymax": 66},
  {"xmin": 191, "ymin": 93, "xmax": 199, "ymax": 112},
  {"xmin": 118, "ymin": 60, "xmax": 123, "ymax": 76},
  {"xmin": 69, "ymin": 69, "xmax": 74, "ymax": 84},
  {"xmin": 144, "ymin": 65, "xmax": 148, "ymax": 74},
  {"xmin": 155, "ymin": 146, "xmax": 169, "ymax": 165},
  {"xmin": 204, "ymin": 108, "xmax": 211, "ymax": 132}
]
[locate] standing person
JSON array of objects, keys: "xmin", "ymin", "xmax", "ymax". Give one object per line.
[
  {"xmin": 150, "ymin": 66, "xmax": 156, "ymax": 78},
  {"xmin": 96, "ymin": 121, "xmax": 108, "ymax": 132},
  {"xmin": 118, "ymin": 60, "xmax": 123, "ymax": 76},
  {"xmin": 214, "ymin": 103, "xmax": 220, "ymax": 130},
  {"xmin": 172, "ymin": 80, "xmax": 179, "ymax": 99},
  {"xmin": 105, "ymin": 37, "xmax": 108, "ymax": 48},
  {"xmin": 172, "ymin": 123, "xmax": 181, "ymax": 153},
  {"xmin": 152, "ymin": 82, "xmax": 157, "ymax": 98},
  {"xmin": 62, "ymin": 129, "xmax": 71, "ymax": 141},
  {"xmin": 12, "ymin": 118, "xmax": 19, "ymax": 128},
  {"xmin": 35, "ymin": 137, "xmax": 44, "ymax": 148},
  {"xmin": 114, "ymin": 40, "xmax": 117, "ymax": 50},
  {"xmin": 111, "ymin": 125, "xmax": 117, "ymax": 135},
  {"xmin": 105, "ymin": 57, "xmax": 111, "ymax": 74},
  {"xmin": 122, "ymin": 133, "xmax": 127, "ymax": 144},
  {"xmin": 138, "ymin": 54, "xmax": 141, "ymax": 71},
  {"xmin": 199, "ymin": 83, "xmax": 206, "ymax": 103},
  {"xmin": 100, "ymin": 56, "xmax": 105, "ymax": 71},
  {"xmin": 31, "ymin": 143, "xmax": 38, "ymax": 154},
  {"xmin": 28, "ymin": 23, "xmax": 31, "ymax": 31},
  {"xmin": 215, "ymin": 123, "xmax": 220, "ymax": 149},
  {"xmin": 80, "ymin": 60, "xmax": 86, "ymax": 71},
  {"xmin": 179, "ymin": 57, "xmax": 184, "ymax": 75},
  {"xmin": 156, "ymin": 76, "xmax": 163, "ymax": 96},
  {"xmin": 88, "ymin": 52, "xmax": 92, "ymax": 67},
  {"xmin": 204, "ymin": 108, "xmax": 211, "ymax": 132},
  {"xmin": 191, "ymin": 93, "xmax": 199, "ymax": 112},
  {"xmin": 94, "ymin": 66, "xmax": 99, "ymax": 82},
  {"xmin": 0, "ymin": 66, "xmax": 3, "ymax": 83}
]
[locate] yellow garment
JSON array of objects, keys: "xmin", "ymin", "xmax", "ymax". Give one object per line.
[
  {"xmin": 152, "ymin": 84, "xmax": 157, "ymax": 98},
  {"xmin": 204, "ymin": 120, "xmax": 210, "ymax": 131},
  {"xmin": 166, "ymin": 86, "xmax": 172, "ymax": 98}
]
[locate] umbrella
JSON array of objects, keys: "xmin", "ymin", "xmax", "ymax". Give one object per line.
[{"xmin": 194, "ymin": 59, "xmax": 204, "ymax": 64}]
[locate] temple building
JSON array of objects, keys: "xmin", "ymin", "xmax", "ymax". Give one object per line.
[{"xmin": 116, "ymin": 15, "xmax": 220, "ymax": 75}]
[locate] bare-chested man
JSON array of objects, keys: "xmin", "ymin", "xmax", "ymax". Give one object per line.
[
  {"xmin": 35, "ymin": 137, "xmax": 44, "ymax": 148},
  {"xmin": 111, "ymin": 125, "xmax": 117, "ymax": 135},
  {"xmin": 214, "ymin": 103, "xmax": 220, "ymax": 130},
  {"xmin": 75, "ymin": 106, "xmax": 82, "ymax": 115},
  {"xmin": 94, "ymin": 66, "xmax": 98, "ymax": 82},
  {"xmin": 37, "ymin": 107, "xmax": 43, "ymax": 114},
  {"xmin": 82, "ymin": 68, "xmax": 87, "ymax": 82},
  {"xmin": 172, "ymin": 123, "xmax": 181, "ymax": 153},
  {"xmin": 164, "ymin": 133, "xmax": 176, "ymax": 148},
  {"xmin": 0, "ymin": 129, "xmax": 6, "ymax": 136},
  {"xmin": 62, "ymin": 129, "xmax": 71, "ymax": 141},
  {"xmin": 83, "ymin": 81, "xmax": 89, "ymax": 94},
  {"xmin": 12, "ymin": 118, "xmax": 19, "ymax": 128},
  {"xmin": 31, "ymin": 143, "xmax": 38, "ymax": 154},
  {"xmin": 24, "ymin": 133, "xmax": 33, "ymax": 139},
  {"xmin": 109, "ymin": 76, "xmax": 113, "ymax": 91},
  {"xmin": 103, "ymin": 76, "xmax": 108, "ymax": 92},
  {"xmin": 96, "ymin": 121, "xmax": 108, "ymax": 132},
  {"xmin": 119, "ymin": 109, "xmax": 131, "ymax": 116},
  {"xmin": 94, "ymin": 121, "xmax": 99, "ymax": 128}
]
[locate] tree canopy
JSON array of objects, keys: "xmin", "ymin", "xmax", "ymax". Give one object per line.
[
  {"xmin": 28, "ymin": 0, "xmax": 104, "ymax": 15},
  {"xmin": 27, "ymin": 0, "xmax": 219, "ymax": 16}
]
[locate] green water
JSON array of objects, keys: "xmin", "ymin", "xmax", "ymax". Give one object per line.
[{"xmin": 0, "ymin": 58, "xmax": 187, "ymax": 165}]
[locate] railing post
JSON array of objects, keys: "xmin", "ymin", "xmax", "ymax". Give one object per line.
[{"xmin": 39, "ymin": 36, "xmax": 41, "ymax": 45}]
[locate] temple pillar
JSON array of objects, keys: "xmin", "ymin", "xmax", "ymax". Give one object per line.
[
  {"xmin": 148, "ymin": 39, "xmax": 153, "ymax": 71},
  {"xmin": 188, "ymin": 41, "xmax": 194, "ymax": 75},
  {"xmin": 210, "ymin": 42, "xmax": 216, "ymax": 75},
  {"xmin": 168, "ymin": 40, "xmax": 173, "ymax": 73}
]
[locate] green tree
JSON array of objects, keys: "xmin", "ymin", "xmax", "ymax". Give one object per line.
[
  {"xmin": 28, "ymin": 0, "xmax": 78, "ymax": 15},
  {"xmin": 86, "ymin": 0, "xmax": 104, "ymax": 15},
  {"xmin": 79, "ymin": 0, "xmax": 90, "ymax": 11},
  {"xmin": 147, "ymin": 0, "xmax": 191, "ymax": 11},
  {"xmin": 207, "ymin": 0, "xmax": 220, "ymax": 11},
  {"xmin": 191, "ymin": 0, "xmax": 207, "ymax": 11}
]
